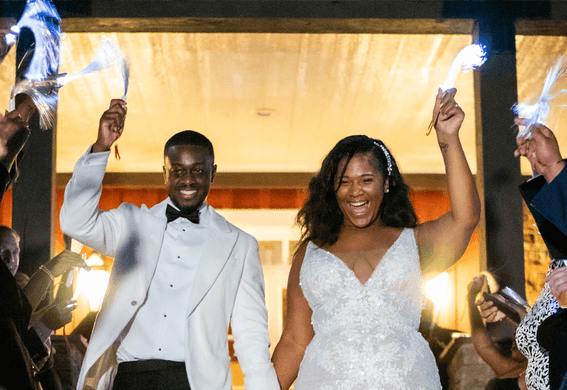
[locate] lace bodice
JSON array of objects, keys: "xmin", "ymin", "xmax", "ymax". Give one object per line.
[
  {"xmin": 295, "ymin": 228, "xmax": 441, "ymax": 390},
  {"xmin": 516, "ymin": 259, "xmax": 564, "ymax": 390}
]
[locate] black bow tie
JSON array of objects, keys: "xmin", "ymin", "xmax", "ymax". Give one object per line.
[{"xmin": 166, "ymin": 204, "xmax": 200, "ymax": 224}]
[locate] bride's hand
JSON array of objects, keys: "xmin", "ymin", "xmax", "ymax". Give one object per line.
[{"xmin": 432, "ymin": 88, "xmax": 465, "ymax": 137}]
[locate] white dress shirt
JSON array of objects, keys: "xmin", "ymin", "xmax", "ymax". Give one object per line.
[{"xmin": 116, "ymin": 200, "xmax": 210, "ymax": 363}]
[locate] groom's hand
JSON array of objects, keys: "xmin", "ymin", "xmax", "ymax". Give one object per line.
[{"xmin": 93, "ymin": 99, "xmax": 127, "ymax": 153}]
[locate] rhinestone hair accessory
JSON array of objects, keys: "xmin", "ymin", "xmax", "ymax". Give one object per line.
[{"xmin": 373, "ymin": 141, "xmax": 393, "ymax": 177}]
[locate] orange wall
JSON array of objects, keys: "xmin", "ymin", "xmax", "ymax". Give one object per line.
[
  {"xmin": 1, "ymin": 186, "xmax": 476, "ymax": 264},
  {"xmin": 2, "ymin": 186, "xmax": 479, "ymax": 332}
]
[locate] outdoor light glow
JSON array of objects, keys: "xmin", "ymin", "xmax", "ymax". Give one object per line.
[
  {"xmin": 75, "ymin": 269, "xmax": 109, "ymax": 312},
  {"xmin": 425, "ymin": 272, "xmax": 449, "ymax": 309},
  {"xmin": 85, "ymin": 252, "xmax": 104, "ymax": 267}
]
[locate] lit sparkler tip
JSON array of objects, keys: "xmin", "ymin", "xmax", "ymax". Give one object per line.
[
  {"xmin": 5, "ymin": 33, "xmax": 17, "ymax": 46},
  {"xmin": 459, "ymin": 44, "xmax": 487, "ymax": 72},
  {"xmin": 440, "ymin": 44, "xmax": 487, "ymax": 92}
]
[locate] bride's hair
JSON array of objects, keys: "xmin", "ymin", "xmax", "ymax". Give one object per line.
[{"xmin": 297, "ymin": 135, "xmax": 417, "ymax": 247}]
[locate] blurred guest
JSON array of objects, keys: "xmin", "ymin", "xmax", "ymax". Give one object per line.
[
  {"xmin": 16, "ymin": 271, "xmax": 77, "ymax": 390},
  {"xmin": 469, "ymin": 275, "xmax": 527, "ymax": 390},
  {"xmin": 0, "ymin": 93, "xmax": 36, "ymax": 203},
  {"xmin": 479, "ymin": 122, "xmax": 567, "ymax": 390},
  {"xmin": 0, "ymin": 226, "xmax": 84, "ymax": 390}
]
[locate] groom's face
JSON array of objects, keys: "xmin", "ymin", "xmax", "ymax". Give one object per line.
[{"xmin": 163, "ymin": 144, "xmax": 216, "ymax": 213}]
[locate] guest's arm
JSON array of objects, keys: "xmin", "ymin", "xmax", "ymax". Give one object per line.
[
  {"xmin": 514, "ymin": 121, "xmax": 565, "ymax": 183},
  {"xmin": 515, "ymin": 122, "xmax": 567, "ymax": 236},
  {"xmin": 22, "ymin": 250, "xmax": 84, "ymax": 313},
  {"xmin": 468, "ymin": 276, "xmax": 526, "ymax": 378},
  {"xmin": 0, "ymin": 94, "xmax": 37, "ymax": 203},
  {"xmin": 0, "ymin": 99, "xmax": 32, "ymax": 188}
]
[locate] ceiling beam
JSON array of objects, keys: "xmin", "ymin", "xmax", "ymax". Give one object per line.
[
  {"xmin": 60, "ymin": 17, "xmax": 473, "ymax": 34},
  {"xmin": 2, "ymin": 1, "xmax": 565, "ymax": 22},
  {"xmin": 58, "ymin": 1, "xmax": 563, "ymax": 20},
  {"xmin": 3, "ymin": 1, "xmax": 567, "ymax": 35}
]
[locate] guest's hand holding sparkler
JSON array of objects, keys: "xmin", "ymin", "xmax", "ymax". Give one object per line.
[
  {"xmin": 477, "ymin": 294, "xmax": 508, "ymax": 323},
  {"xmin": 92, "ymin": 99, "xmax": 127, "ymax": 153},
  {"xmin": 0, "ymin": 103, "xmax": 32, "ymax": 173},
  {"xmin": 514, "ymin": 119, "xmax": 565, "ymax": 182}
]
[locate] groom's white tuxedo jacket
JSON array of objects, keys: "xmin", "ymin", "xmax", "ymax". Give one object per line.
[{"xmin": 60, "ymin": 149, "xmax": 279, "ymax": 390}]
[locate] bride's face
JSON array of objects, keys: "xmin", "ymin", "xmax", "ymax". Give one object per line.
[{"xmin": 335, "ymin": 153, "xmax": 389, "ymax": 229}]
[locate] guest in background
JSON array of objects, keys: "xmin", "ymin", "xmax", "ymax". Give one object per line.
[
  {"xmin": 0, "ymin": 94, "xmax": 36, "ymax": 203},
  {"xmin": 468, "ymin": 275, "xmax": 527, "ymax": 390},
  {"xmin": 479, "ymin": 122, "xmax": 567, "ymax": 390},
  {"xmin": 0, "ymin": 226, "xmax": 84, "ymax": 390}
]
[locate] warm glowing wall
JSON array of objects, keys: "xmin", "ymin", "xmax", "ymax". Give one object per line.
[
  {"xmin": 411, "ymin": 190, "xmax": 481, "ymax": 332},
  {"xmin": 0, "ymin": 187, "xmax": 479, "ymax": 334}
]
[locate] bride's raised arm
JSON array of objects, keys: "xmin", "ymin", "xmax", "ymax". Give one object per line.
[{"xmin": 416, "ymin": 88, "xmax": 481, "ymax": 274}]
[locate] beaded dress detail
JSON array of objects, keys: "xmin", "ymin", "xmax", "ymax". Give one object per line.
[
  {"xmin": 295, "ymin": 228, "xmax": 441, "ymax": 390},
  {"xmin": 516, "ymin": 259, "xmax": 565, "ymax": 390}
]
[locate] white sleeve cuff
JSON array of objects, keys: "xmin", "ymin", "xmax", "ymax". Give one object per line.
[{"xmin": 75, "ymin": 145, "xmax": 111, "ymax": 166}]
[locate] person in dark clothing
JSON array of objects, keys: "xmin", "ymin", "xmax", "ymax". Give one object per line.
[
  {"xmin": 0, "ymin": 226, "xmax": 84, "ymax": 390},
  {"xmin": 479, "ymin": 122, "xmax": 567, "ymax": 390}
]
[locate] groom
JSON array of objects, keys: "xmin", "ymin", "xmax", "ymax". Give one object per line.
[{"xmin": 60, "ymin": 99, "xmax": 279, "ymax": 390}]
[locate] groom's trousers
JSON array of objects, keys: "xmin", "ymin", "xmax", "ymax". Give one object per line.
[{"xmin": 112, "ymin": 359, "xmax": 191, "ymax": 390}]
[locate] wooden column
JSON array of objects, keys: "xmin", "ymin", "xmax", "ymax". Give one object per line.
[
  {"xmin": 473, "ymin": 17, "xmax": 525, "ymax": 297},
  {"xmin": 12, "ymin": 27, "xmax": 58, "ymax": 273}
]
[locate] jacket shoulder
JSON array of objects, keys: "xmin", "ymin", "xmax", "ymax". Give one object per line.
[{"xmin": 209, "ymin": 207, "xmax": 258, "ymax": 245}]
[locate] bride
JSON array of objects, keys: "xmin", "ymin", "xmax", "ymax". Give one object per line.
[{"xmin": 271, "ymin": 89, "xmax": 480, "ymax": 389}]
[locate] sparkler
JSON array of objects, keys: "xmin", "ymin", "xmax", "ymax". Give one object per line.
[
  {"xmin": 440, "ymin": 44, "xmax": 486, "ymax": 92},
  {"xmin": 2, "ymin": 0, "xmax": 60, "ymax": 128},
  {"xmin": 58, "ymin": 38, "xmax": 130, "ymax": 101},
  {"xmin": 11, "ymin": 78, "xmax": 58, "ymax": 130},
  {"xmin": 427, "ymin": 44, "xmax": 487, "ymax": 135},
  {"xmin": 11, "ymin": 37, "xmax": 130, "ymax": 130},
  {"xmin": 513, "ymin": 57, "xmax": 567, "ymax": 139},
  {"xmin": 6, "ymin": 0, "xmax": 61, "ymax": 81}
]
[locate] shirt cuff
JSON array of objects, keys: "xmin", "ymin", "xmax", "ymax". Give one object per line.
[{"xmin": 76, "ymin": 145, "xmax": 111, "ymax": 166}]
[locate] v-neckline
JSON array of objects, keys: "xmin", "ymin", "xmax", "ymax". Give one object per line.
[{"xmin": 312, "ymin": 228, "xmax": 407, "ymax": 287}]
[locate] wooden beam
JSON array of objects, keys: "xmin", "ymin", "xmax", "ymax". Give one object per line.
[
  {"xmin": 12, "ymin": 28, "xmax": 58, "ymax": 272},
  {"xmin": 474, "ymin": 16, "xmax": 525, "ymax": 297},
  {"xmin": 84, "ymin": 1, "xmax": 449, "ymax": 19},
  {"xmin": 516, "ymin": 19, "xmax": 567, "ymax": 36},
  {"xmin": 72, "ymin": 1, "xmax": 562, "ymax": 20},
  {"xmin": 2, "ymin": 0, "xmax": 566, "ymax": 23},
  {"xmin": 61, "ymin": 17, "xmax": 473, "ymax": 34}
]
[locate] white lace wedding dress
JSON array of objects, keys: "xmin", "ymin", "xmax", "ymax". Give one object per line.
[{"xmin": 294, "ymin": 228, "xmax": 442, "ymax": 390}]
